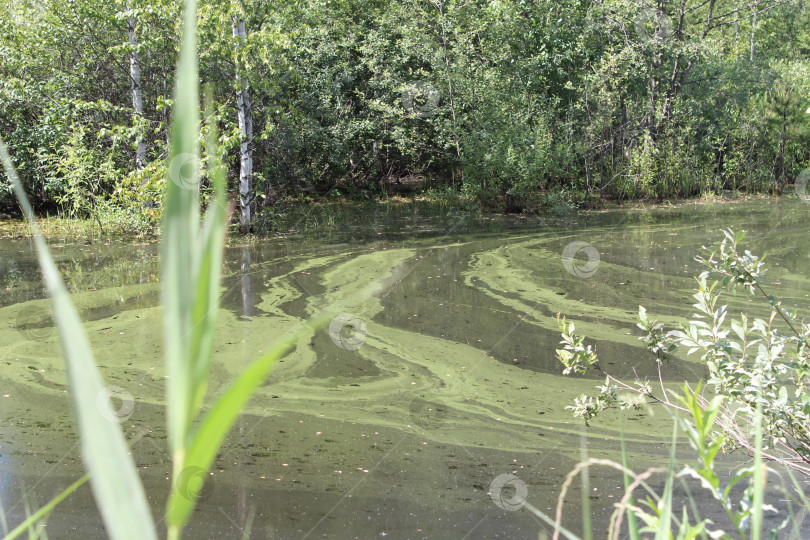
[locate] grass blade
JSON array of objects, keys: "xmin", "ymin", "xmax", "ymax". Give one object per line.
[
  {"xmin": 619, "ymin": 412, "xmax": 641, "ymax": 540},
  {"xmin": 751, "ymin": 401, "xmax": 764, "ymax": 540},
  {"xmin": 655, "ymin": 417, "xmax": 678, "ymax": 540},
  {"xmin": 580, "ymin": 428, "xmax": 592, "ymax": 540},
  {"xmin": 163, "ymin": 0, "xmax": 202, "ymax": 462},
  {"xmin": 186, "ymin": 88, "xmax": 227, "ymax": 419},
  {"xmin": 165, "ymin": 88, "xmax": 230, "ymax": 535},
  {"xmin": 166, "ymin": 320, "xmax": 317, "ymax": 528},
  {"xmin": 162, "ymin": 3, "xmax": 230, "ymax": 537},
  {"xmin": 1, "ymin": 139, "xmax": 157, "ymax": 540},
  {"xmin": 1, "ymin": 475, "xmax": 89, "ymax": 540}
]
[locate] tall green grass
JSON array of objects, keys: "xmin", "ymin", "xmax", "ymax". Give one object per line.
[
  {"xmin": 0, "ymin": 0, "xmax": 330, "ymax": 537},
  {"xmin": 2, "ymin": 136, "xmax": 158, "ymax": 540}
]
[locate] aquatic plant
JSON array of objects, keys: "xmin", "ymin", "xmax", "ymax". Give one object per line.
[
  {"xmin": 504, "ymin": 378, "xmax": 786, "ymax": 539},
  {"xmin": 557, "ymin": 229, "xmax": 810, "ymax": 476},
  {"xmin": 539, "ymin": 384, "xmax": 781, "ymax": 540},
  {"xmin": 540, "ymin": 228, "xmax": 810, "ymax": 537}
]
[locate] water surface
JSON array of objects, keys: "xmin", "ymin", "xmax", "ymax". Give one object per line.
[{"xmin": 1, "ymin": 198, "xmax": 808, "ymax": 538}]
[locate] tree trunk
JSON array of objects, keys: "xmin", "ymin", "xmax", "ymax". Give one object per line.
[
  {"xmin": 750, "ymin": 1, "xmax": 758, "ymax": 62},
  {"xmin": 435, "ymin": 0, "xmax": 464, "ymax": 184},
  {"xmin": 233, "ymin": 17, "xmax": 253, "ymax": 232},
  {"xmin": 127, "ymin": 2, "xmax": 146, "ymax": 170}
]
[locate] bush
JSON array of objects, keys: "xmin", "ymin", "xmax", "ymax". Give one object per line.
[{"xmin": 557, "ymin": 230, "xmax": 810, "ymax": 475}]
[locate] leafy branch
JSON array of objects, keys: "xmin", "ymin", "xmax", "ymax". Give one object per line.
[{"xmin": 556, "ymin": 230, "xmax": 810, "ymax": 476}]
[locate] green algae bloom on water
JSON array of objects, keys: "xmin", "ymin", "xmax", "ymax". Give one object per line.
[{"xmin": 1, "ymin": 197, "xmax": 809, "ymax": 538}]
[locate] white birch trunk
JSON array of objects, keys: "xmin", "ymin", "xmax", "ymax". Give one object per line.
[
  {"xmin": 750, "ymin": 1, "xmax": 758, "ymax": 62},
  {"xmin": 233, "ymin": 17, "xmax": 253, "ymax": 231},
  {"xmin": 127, "ymin": 2, "xmax": 146, "ymax": 170}
]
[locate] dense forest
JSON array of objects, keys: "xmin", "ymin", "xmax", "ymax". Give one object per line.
[{"xmin": 1, "ymin": 0, "xmax": 809, "ymax": 230}]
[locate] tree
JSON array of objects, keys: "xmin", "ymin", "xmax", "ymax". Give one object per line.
[
  {"xmin": 126, "ymin": 0, "xmax": 146, "ymax": 171},
  {"xmin": 231, "ymin": 10, "xmax": 253, "ymax": 231}
]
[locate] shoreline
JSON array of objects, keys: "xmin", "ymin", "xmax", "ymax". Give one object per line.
[{"xmin": 0, "ymin": 191, "xmax": 791, "ymax": 244}]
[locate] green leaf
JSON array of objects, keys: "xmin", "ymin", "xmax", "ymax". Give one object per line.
[
  {"xmin": 723, "ymin": 467, "xmax": 754, "ymax": 501},
  {"xmin": 163, "ymin": 0, "xmax": 202, "ymax": 459},
  {"xmin": 1, "ymin": 474, "xmax": 89, "ymax": 540},
  {"xmin": 165, "ymin": 319, "xmax": 318, "ymax": 528},
  {"xmin": 679, "ymin": 466, "xmax": 720, "ymax": 497},
  {"xmin": 676, "ymin": 506, "xmax": 709, "ymax": 540},
  {"xmin": 639, "ymin": 305, "xmax": 648, "ymax": 323},
  {"xmin": 1, "ymin": 140, "xmax": 157, "ymax": 540},
  {"xmin": 655, "ymin": 420, "xmax": 678, "ymax": 540}
]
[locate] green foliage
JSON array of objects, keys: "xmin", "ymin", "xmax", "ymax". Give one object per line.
[
  {"xmin": 2, "ymin": 3, "xmax": 322, "ymax": 537},
  {"xmin": 557, "ymin": 316, "xmax": 650, "ymax": 425},
  {"xmin": 553, "ymin": 230, "xmax": 803, "ymax": 538},
  {"xmin": 39, "ymin": 126, "xmax": 118, "ymax": 219},
  {"xmin": 541, "ymin": 187, "xmax": 581, "ymax": 217},
  {"xmin": 679, "ymin": 232, "xmax": 810, "ymax": 458},
  {"xmin": 637, "ymin": 306, "xmax": 678, "ymax": 364},
  {"xmin": 556, "ymin": 317, "xmax": 599, "ymax": 375},
  {"xmin": 6, "ymin": 0, "xmax": 809, "ymax": 222},
  {"xmin": 557, "ymin": 230, "xmax": 810, "ymax": 472},
  {"xmin": 552, "ymin": 384, "xmax": 788, "ymax": 539}
]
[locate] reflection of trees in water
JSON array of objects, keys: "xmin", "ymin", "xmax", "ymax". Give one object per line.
[
  {"xmin": 232, "ymin": 249, "xmax": 259, "ymax": 533},
  {"xmin": 240, "ymin": 247, "xmax": 256, "ymax": 318},
  {"xmin": 0, "ymin": 243, "xmax": 160, "ymax": 304}
]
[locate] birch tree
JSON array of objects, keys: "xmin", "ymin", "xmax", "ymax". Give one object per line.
[
  {"xmin": 126, "ymin": 0, "xmax": 146, "ymax": 170},
  {"xmin": 232, "ymin": 12, "xmax": 253, "ymax": 231}
]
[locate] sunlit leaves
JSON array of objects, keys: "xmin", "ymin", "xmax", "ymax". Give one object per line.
[{"xmin": 556, "ymin": 316, "xmax": 599, "ymax": 375}]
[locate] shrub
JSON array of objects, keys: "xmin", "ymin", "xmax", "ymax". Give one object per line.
[{"xmin": 557, "ymin": 229, "xmax": 810, "ymax": 475}]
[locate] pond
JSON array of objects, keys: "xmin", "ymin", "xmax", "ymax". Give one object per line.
[{"xmin": 1, "ymin": 198, "xmax": 808, "ymax": 538}]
